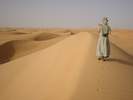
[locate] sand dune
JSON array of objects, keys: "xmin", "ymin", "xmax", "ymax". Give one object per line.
[
  {"xmin": 34, "ymin": 33, "xmax": 59, "ymax": 41},
  {"xmin": 0, "ymin": 32, "xmax": 133, "ymax": 100},
  {"xmin": 0, "ymin": 32, "xmax": 69, "ymax": 64}
]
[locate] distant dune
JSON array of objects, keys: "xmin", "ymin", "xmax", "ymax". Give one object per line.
[
  {"xmin": 0, "ymin": 28, "xmax": 133, "ymax": 100},
  {"xmin": 0, "ymin": 29, "xmax": 71, "ymax": 63}
]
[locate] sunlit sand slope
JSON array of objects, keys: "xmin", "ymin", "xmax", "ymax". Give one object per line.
[{"xmin": 0, "ymin": 32, "xmax": 133, "ymax": 100}]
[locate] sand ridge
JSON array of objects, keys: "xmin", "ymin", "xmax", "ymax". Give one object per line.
[{"xmin": 0, "ymin": 32, "xmax": 133, "ymax": 100}]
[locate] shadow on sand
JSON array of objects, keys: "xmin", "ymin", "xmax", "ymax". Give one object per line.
[
  {"xmin": 107, "ymin": 58, "xmax": 133, "ymax": 67},
  {"xmin": 112, "ymin": 42, "xmax": 133, "ymax": 59},
  {"xmin": 0, "ymin": 41, "xmax": 15, "ymax": 64},
  {"xmin": 109, "ymin": 42, "xmax": 133, "ymax": 67}
]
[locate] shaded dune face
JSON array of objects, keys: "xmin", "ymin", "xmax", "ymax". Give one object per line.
[
  {"xmin": 108, "ymin": 43, "xmax": 133, "ymax": 66},
  {"xmin": 0, "ymin": 39, "xmax": 38, "ymax": 64},
  {"xmin": 52, "ymin": 30, "xmax": 77, "ymax": 35},
  {"xmin": 0, "ymin": 28, "xmax": 16, "ymax": 32},
  {"xmin": 46, "ymin": 29, "xmax": 70, "ymax": 33},
  {"xmin": 12, "ymin": 32, "xmax": 29, "ymax": 35},
  {"xmin": 70, "ymin": 32, "xmax": 76, "ymax": 35},
  {"xmin": 0, "ymin": 39, "xmax": 34, "ymax": 64},
  {"xmin": 0, "ymin": 41, "xmax": 15, "ymax": 64},
  {"xmin": 34, "ymin": 33, "xmax": 59, "ymax": 41}
]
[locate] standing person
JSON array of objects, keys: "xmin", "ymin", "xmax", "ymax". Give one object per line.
[{"xmin": 96, "ymin": 17, "xmax": 111, "ymax": 61}]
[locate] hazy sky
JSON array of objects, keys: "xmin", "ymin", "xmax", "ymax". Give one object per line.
[{"xmin": 0, "ymin": 0, "xmax": 133, "ymax": 28}]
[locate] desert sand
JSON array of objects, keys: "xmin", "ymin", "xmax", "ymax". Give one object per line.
[{"xmin": 0, "ymin": 28, "xmax": 133, "ymax": 100}]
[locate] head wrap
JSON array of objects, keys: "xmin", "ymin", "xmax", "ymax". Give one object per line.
[{"xmin": 102, "ymin": 17, "xmax": 109, "ymax": 22}]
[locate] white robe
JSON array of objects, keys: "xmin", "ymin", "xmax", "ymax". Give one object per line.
[{"xmin": 96, "ymin": 24, "xmax": 111, "ymax": 58}]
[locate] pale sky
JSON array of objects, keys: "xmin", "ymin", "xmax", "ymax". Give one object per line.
[{"xmin": 0, "ymin": 0, "xmax": 133, "ymax": 29}]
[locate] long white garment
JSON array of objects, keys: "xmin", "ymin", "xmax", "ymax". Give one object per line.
[{"xmin": 96, "ymin": 24, "xmax": 111, "ymax": 58}]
